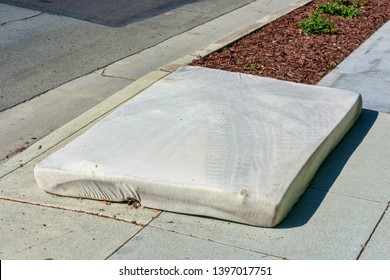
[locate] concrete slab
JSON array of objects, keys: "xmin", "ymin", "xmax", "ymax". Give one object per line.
[
  {"xmin": 0, "ymin": 199, "xmax": 142, "ymax": 259},
  {"xmin": 359, "ymin": 206, "xmax": 390, "ymax": 260},
  {"xmin": 34, "ymin": 66, "xmax": 361, "ymax": 227},
  {"xmin": 150, "ymin": 190, "xmax": 387, "ymax": 259},
  {"xmin": 324, "ymin": 55, "xmax": 390, "ymax": 79},
  {"xmin": 109, "ymin": 226, "xmax": 281, "ymax": 260},
  {"xmin": 318, "ymin": 73, "xmax": 390, "ymax": 113}
]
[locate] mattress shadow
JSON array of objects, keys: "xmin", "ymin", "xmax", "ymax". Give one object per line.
[{"xmin": 277, "ymin": 109, "xmax": 379, "ymax": 228}]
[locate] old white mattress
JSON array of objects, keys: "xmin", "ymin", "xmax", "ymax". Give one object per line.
[{"xmin": 34, "ymin": 66, "xmax": 362, "ymax": 227}]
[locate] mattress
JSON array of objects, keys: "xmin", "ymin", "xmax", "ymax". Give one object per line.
[{"xmin": 34, "ymin": 66, "xmax": 362, "ymax": 227}]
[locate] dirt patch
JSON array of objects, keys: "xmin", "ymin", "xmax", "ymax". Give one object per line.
[{"xmin": 191, "ymin": 0, "xmax": 390, "ymax": 84}]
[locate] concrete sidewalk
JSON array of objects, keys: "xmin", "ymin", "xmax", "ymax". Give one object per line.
[{"xmin": 1, "ymin": 0, "xmax": 389, "ymax": 260}]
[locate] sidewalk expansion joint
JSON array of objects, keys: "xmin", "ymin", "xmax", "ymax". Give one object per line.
[
  {"xmin": 104, "ymin": 211, "xmax": 163, "ymax": 260},
  {"xmin": 104, "ymin": 229, "xmax": 144, "ymax": 260},
  {"xmin": 0, "ymin": 12, "xmax": 43, "ymax": 26},
  {"xmin": 148, "ymin": 223, "xmax": 286, "ymax": 259},
  {"xmin": 357, "ymin": 203, "xmax": 389, "ymax": 259},
  {"xmin": 0, "ymin": 196, "xmax": 147, "ymax": 227}
]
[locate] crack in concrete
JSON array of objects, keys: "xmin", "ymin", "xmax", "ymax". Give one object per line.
[
  {"xmin": 0, "ymin": 12, "xmax": 44, "ymax": 26},
  {"xmin": 99, "ymin": 67, "xmax": 135, "ymax": 81},
  {"xmin": 104, "ymin": 211, "xmax": 163, "ymax": 260},
  {"xmin": 176, "ymin": 8, "xmax": 206, "ymax": 15},
  {"xmin": 308, "ymin": 185, "xmax": 388, "ymax": 204},
  {"xmin": 357, "ymin": 202, "xmax": 389, "ymax": 259}
]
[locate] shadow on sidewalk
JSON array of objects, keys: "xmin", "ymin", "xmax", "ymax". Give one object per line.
[{"xmin": 278, "ymin": 109, "xmax": 379, "ymax": 228}]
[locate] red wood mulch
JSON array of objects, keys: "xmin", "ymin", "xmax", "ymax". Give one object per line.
[{"xmin": 191, "ymin": 0, "xmax": 390, "ymax": 84}]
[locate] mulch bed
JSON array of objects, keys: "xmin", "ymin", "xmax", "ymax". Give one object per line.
[{"xmin": 191, "ymin": 0, "xmax": 390, "ymax": 84}]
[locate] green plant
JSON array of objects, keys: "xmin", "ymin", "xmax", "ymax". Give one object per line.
[
  {"xmin": 249, "ymin": 61, "xmax": 257, "ymax": 71},
  {"xmin": 327, "ymin": 60, "xmax": 337, "ymax": 69},
  {"xmin": 318, "ymin": 0, "xmax": 364, "ymax": 18},
  {"xmin": 299, "ymin": 11, "xmax": 337, "ymax": 34}
]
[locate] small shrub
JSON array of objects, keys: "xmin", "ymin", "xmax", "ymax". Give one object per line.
[
  {"xmin": 318, "ymin": 0, "xmax": 365, "ymax": 18},
  {"xmin": 299, "ymin": 12, "xmax": 337, "ymax": 34}
]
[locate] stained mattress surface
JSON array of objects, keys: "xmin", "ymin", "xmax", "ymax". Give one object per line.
[{"xmin": 34, "ymin": 66, "xmax": 362, "ymax": 227}]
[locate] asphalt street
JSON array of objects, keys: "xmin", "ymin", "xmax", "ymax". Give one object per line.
[
  {"xmin": 2, "ymin": 0, "xmax": 197, "ymax": 26},
  {"xmin": 0, "ymin": 0, "xmax": 255, "ymax": 112}
]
